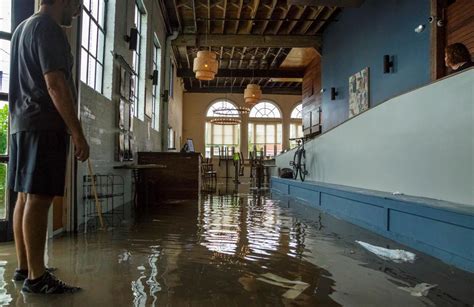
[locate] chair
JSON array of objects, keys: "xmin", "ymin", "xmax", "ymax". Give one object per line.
[
  {"xmin": 201, "ymin": 159, "xmax": 217, "ymax": 181},
  {"xmin": 82, "ymin": 174, "xmax": 125, "ymax": 232}
]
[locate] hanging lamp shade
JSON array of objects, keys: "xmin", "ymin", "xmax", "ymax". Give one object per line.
[
  {"xmin": 244, "ymin": 84, "xmax": 262, "ymax": 106},
  {"xmin": 193, "ymin": 51, "xmax": 218, "ymax": 81}
]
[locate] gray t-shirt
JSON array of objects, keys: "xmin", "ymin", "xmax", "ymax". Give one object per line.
[{"xmin": 9, "ymin": 13, "xmax": 75, "ymax": 134}]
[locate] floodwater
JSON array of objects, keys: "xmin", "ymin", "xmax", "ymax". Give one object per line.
[{"xmin": 0, "ymin": 181, "xmax": 473, "ymax": 306}]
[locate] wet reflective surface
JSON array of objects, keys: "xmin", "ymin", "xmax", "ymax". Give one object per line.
[{"xmin": 0, "ymin": 181, "xmax": 473, "ymax": 306}]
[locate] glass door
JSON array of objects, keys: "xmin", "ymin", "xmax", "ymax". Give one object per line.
[{"xmin": 0, "ymin": 0, "xmax": 12, "ymax": 241}]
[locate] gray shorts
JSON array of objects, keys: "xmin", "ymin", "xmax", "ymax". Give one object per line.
[{"xmin": 8, "ymin": 131, "xmax": 69, "ymax": 196}]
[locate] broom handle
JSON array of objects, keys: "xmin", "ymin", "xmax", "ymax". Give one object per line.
[{"xmin": 87, "ymin": 159, "xmax": 105, "ymax": 229}]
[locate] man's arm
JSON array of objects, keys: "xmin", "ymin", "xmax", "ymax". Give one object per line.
[{"xmin": 44, "ymin": 70, "xmax": 89, "ymax": 161}]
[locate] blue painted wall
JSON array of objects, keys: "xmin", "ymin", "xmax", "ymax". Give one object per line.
[{"xmin": 321, "ymin": 0, "xmax": 431, "ymax": 131}]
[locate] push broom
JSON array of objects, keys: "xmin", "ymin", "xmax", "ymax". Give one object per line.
[{"xmin": 87, "ymin": 159, "xmax": 105, "ymax": 229}]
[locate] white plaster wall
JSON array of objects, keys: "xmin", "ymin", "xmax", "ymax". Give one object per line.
[{"xmin": 276, "ymin": 69, "xmax": 474, "ymax": 206}]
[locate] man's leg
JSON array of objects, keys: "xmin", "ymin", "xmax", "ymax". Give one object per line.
[
  {"xmin": 13, "ymin": 192, "xmax": 27, "ymax": 271},
  {"xmin": 23, "ymin": 194, "xmax": 53, "ymax": 280}
]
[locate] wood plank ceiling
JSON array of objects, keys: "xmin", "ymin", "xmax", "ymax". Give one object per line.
[{"xmin": 162, "ymin": 0, "xmax": 340, "ymax": 95}]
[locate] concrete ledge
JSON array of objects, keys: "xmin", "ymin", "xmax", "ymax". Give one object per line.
[{"xmin": 271, "ymin": 177, "xmax": 474, "ymax": 272}]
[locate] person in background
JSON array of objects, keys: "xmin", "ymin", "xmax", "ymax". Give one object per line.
[
  {"xmin": 445, "ymin": 43, "xmax": 474, "ymax": 73},
  {"xmin": 8, "ymin": 0, "xmax": 87, "ymax": 294}
]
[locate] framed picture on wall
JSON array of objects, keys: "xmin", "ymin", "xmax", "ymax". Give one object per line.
[{"xmin": 348, "ymin": 67, "xmax": 370, "ymax": 118}]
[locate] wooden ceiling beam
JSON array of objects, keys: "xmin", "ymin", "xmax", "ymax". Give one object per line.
[
  {"xmin": 272, "ymin": 5, "xmax": 293, "ymax": 35},
  {"xmin": 186, "ymin": 86, "xmax": 302, "ymax": 95},
  {"xmin": 177, "ymin": 68, "xmax": 305, "ymax": 78},
  {"xmin": 233, "ymin": 0, "xmax": 244, "ymax": 34},
  {"xmin": 172, "ymin": 34, "xmax": 321, "ymax": 48},
  {"xmin": 261, "ymin": 0, "xmax": 278, "ymax": 34},
  {"xmin": 287, "ymin": 0, "xmax": 364, "ymax": 7},
  {"xmin": 245, "ymin": 0, "xmax": 261, "ymax": 34},
  {"xmin": 285, "ymin": 5, "xmax": 308, "ymax": 34}
]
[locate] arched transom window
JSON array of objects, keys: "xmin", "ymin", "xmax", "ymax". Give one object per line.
[
  {"xmin": 291, "ymin": 103, "xmax": 302, "ymax": 119},
  {"xmin": 290, "ymin": 103, "xmax": 303, "ymax": 149},
  {"xmin": 205, "ymin": 100, "xmax": 240, "ymax": 158},
  {"xmin": 249, "ymin": 101, "xmax": 282, "ymax": 118},
  {"xmin": 248, "ymin": 101, "xmax": 282, "ymax": 157}
]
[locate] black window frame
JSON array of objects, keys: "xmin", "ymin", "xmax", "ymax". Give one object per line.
[{"xmin": 80, "ymin": 0, "xmax": 107, "ymax": 93}]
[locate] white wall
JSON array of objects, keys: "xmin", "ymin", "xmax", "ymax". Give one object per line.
[{"xmin": 276, "ymin": 69, "xmax": 474, "ymax": 206}]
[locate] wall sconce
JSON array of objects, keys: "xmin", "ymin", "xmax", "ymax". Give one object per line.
[
  {"xmin": 330, "ymin": 87, "xmax": 338, "ymax": 100},
  {"xmin": 124, "ymin": 28, "xmax": 138, "ymax": 51},
  {"xmin": 149, "ymin": 70, "xmax": 158, "ymax": 86},
  {"xmin": 383, "ymin": 55, "xmax": 394, "ymax": 74}
]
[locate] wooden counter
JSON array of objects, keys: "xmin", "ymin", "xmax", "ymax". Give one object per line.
[{"xmin": 137, "ymin": 152, "xmax": 201, "ymax": 203}]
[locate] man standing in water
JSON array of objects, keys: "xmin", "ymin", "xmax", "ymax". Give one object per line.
[{"xmin": 8, "ymin": 0, "xmax": 88, "ymax": 294}]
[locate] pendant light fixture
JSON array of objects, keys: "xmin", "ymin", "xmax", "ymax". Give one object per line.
[
  {"xmin": 193, "ymin": 50, "xmax": 218, "ymax": 81},
  {"xmin": 193, "ymin": 20, "xmax": 218, "ymax": 81},
  {"xmin": 244, "ymin": 84, "xmax": 262, "ymax": 106}
]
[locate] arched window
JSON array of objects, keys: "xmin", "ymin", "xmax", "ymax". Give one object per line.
[
  {"xmin": 291, "ymin": 103, "xmax": 302, "ymax": 119},
  {"xmin": 206, "ymin": 100, "xmax": 239, "ymax": 117},
  {"xmin": 249, "ymin": 101, "xmax": 282, "ymax": 118},
  {"xmin": 290, "ymin": 103, "xmax": 303, "ymax": 149},
  {"xmin": 205, "ymin": 100, "xmax": 240, "ymax": 158},
  {"xmin": 248, "ymin": 101, "xmax": 282, "ymax": 157}
]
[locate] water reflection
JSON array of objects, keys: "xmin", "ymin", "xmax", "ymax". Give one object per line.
[
  {"xmin": 0, "ymin": 260, "xmax": 12, "ymax": 306},
  {"xmin": 197, "ymin": 193, "xmax": 338, "ymax": 304}
]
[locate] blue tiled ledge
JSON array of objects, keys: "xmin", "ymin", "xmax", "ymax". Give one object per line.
[{"xmin": 271, "ymin": 177, "xmax": 474, "ymax": 273}]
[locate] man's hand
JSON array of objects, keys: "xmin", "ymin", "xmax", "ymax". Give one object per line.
[{"xmin": 72, "ymin": 133, "xmax": 90, "ymax": 162}]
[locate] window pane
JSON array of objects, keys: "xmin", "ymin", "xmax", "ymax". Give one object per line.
[
  {"xmin": 248, "ymin": 124, "xmax": 253, "ymax": 144},
  {"xmin": 91, "ymin": 0, "xmax": 99, "ymax": 20},
  {"xmin": 89, "ymin": 23, "xmax": 98, "ymax": 58},
  {"xmin": 87, "ymin": 55, "xmax": 96, "ymax": 88},
  {"xmin": 95, "ymin": 63, "xmax": 103, "ymax": 92},
  {"xmin": 98, "ymin": 0, "xmax": 106, "ymax": 28},
  {"xmin": 81, "ymin": 14, "xmax": 90, "ymax": 49},
  {"xmin": 277, "ymin": 124, "xmax": 282, "ymax": 144},
  {"xmin": 83, "ymin": 0, "xmax": 90, "ymax": 10},
  {"xmin": 0, "ymin": 0, "xmax": 12, "ymax": 33},
  {"xmin": 266, "ymin": 125, "xmax": 275, "ymax": 144},
  {"xmin": 0, "ymin": 39, "xmax": 11, "ymax": 94},
  {"xmin": 97, "ymin": 31, "xmax": 105, "ymax": 65},
  {"xmin": 80, "ymin": 49, "xmax": 88, "ymax": 83},
  {"xmin": 256, "ymin": 125, "xmax": 265, "ymax": 144},
  {"xmin": 0, "ymin": 102, "xmax": 7, "ymax": 155},
  {"xmin": 223, "ymin": 125, "xmax": 233, "ymax": 144},
  {"xmin": 0, "ymin": 163, "xmax": 7, "ymax": 220}
]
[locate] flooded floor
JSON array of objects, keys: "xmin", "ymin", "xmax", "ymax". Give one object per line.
[{"xmin": 0, "ymin": 180, "xmax": 473, "ymax": 306}]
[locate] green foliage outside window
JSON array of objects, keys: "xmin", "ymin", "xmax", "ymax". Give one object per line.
[{"xmin": 0, "ymin": 104, "xmax": 8, "ymax": 219}]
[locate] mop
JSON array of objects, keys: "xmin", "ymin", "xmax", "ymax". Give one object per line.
[{"xmin": 87, "ymin": 159, "xmax": 105, "ymax": 230}]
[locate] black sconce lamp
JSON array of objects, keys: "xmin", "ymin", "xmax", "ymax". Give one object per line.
[
  {"xmin": 149, "ymin": 70, "xmax": 159, "ymax": 85},
  {"xmin": 330, "ymin": 87, "xmax": 338, "ymax": 100},
  {"xmin": 124, "ymin": 28, "xmax": 139, "ymax": 51},
  {"xmin": 383, "ymin": 55, "xmax": 394, "ymax": 73}
]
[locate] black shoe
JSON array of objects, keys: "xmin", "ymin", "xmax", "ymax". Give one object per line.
[
  {"xmin": 13, "ymin": 267, "xmax": 57, "ymax": 282},
  {"xmin": 22, "ymin": 271, "xmax": 81, "ymax": 294}
]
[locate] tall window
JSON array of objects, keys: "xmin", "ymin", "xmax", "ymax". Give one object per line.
[
  {"xmin": 290, "ymin": 103, "xmax": 303, "ymax": 149},
  {"xmin": 248, "ymin": 101, "xmax": 282, "ymax": 157},
  {"xmin": 151, "ymin": 37, "xmax": 161, "ymax": 130},
  {"xmin": 205, "ymin": 100, "xmax": 241, "ymax": 158},
  {"xmin": 80, "ymin": 0, "xmax": 106, "ymax": 93},
  {"xmin": 0, "ymin": 0, "xmax": 11, "ymax": 220},
  {"xmin": 132, "ymin": 1, "xmax": 144, "ymax": 117}
]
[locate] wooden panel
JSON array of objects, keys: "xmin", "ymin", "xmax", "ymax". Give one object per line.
[
  {"xmin": 302, "ymin": 54, "xmax": 322, "ymax": 136},
  {"xmin": 447, "ymin": 0, "xmax": 474, "ymax": 56},
  {"xmin": 137, "ymin": 152, "xmax": 201, "ymax": 202}
]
